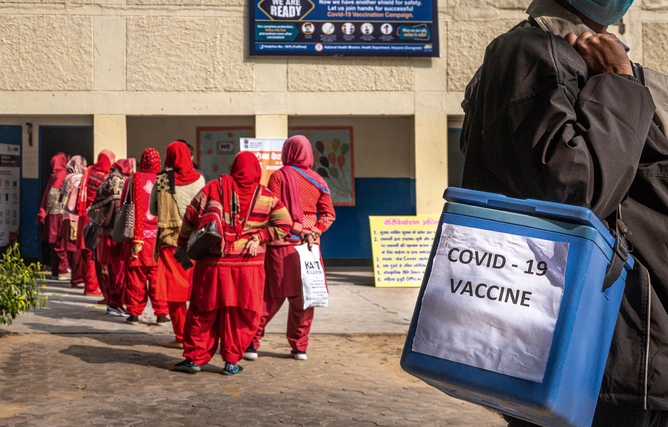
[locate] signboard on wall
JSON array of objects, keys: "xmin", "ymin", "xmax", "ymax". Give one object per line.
[
  {"xmin": 369, "ymin": 216, "xmax": 438, "ymax": 288},
  {"xmin": 196, "ymin": 127, "xmax": 254, "ymax": 182},
  {"xmin": 289, "ymin": 127, "xmax": 355, "ymax": 206},
  {"xmin": 239, "ymin": 138, "xmax": 285, "ymax": 185},
  {"xmin": 249, "ymin": 0, "xmax": 439, "ymax": 57},
  {"xmin": 0, "ymin": 143, "xmax": 21, "ymax": 247}
]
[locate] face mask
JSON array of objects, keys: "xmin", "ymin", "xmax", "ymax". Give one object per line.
[{"xmin": 569, "ymin": 0, "xmax": 634, "ymax": 26}]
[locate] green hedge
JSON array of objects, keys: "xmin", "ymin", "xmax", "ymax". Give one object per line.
[{"xmin": 0, "ymin": 244, "xmax": 47, "ymax": 325}]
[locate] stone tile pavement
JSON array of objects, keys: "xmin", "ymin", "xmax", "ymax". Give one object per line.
[{"xmin": 0, "ymin": 269, "xmax": 506, "ymax": 426}]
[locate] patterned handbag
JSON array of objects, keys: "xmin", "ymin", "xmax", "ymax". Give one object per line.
[{"xmin": 112, "ymin": 176, "xmax": 135, "ymax": 243}]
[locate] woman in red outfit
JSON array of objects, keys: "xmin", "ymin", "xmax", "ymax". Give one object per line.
[
  {"xmin": 58, "ymin": 155, "xmax": 86, "ymax": 287},
  {"xmin": 78, "ymin": 150, "xmax": 116, "ymax": 297},
  {"xmin": 151, "ymin": 141, "xmax": 205, "ymax": 348},
  {"xmin": 173, "ymin": 152, "xmax": 293, "ymax": 375},
  {"xmin": 123, "ymin": 148, "xmax": 170, "ymax": 325},
  {"xmin": 248, "ymin": 135, "xmax": 336, "ymax": 361},
  {"xmin": 90, "ymin": 158, "xmax": 135, "ymax": 316},
  {"xmin": 37, "ymin": 152, "xmax": 70, "ymax": 280}
]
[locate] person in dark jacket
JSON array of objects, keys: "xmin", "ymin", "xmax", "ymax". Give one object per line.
[{"xmin": 460, "ymin": 0, "xmax": 668, "ymax": 425}]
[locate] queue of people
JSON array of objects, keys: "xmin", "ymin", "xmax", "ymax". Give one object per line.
[{"xmin": 38, "ymin": 137, "xmax": 335, "ymax": 376}]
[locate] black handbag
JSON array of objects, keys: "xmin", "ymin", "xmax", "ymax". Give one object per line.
[
  {"xmin": 174, "ymin": 246, "xmax": 194, "ymax": 270},
  {"xmin": 84, "ymin": 204, "xmax": 114, "ymax": 250},
  {"xmin": 186, "ymin": 218, "xmax": 223, "ymax": 261},
  {"xmin": 83, "ymin": 219, "xmax": 100, "ymax": 250}
]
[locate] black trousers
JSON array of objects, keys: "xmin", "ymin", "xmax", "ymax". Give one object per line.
[{"xmin": 504, "ymin": 403, "xmax": 668, "ymax": 427}]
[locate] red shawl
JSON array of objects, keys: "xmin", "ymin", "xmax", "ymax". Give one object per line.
[
  {"xmin": 280, "ymin": 135, "xmax": 330, "ymax": 224},
  {"xmin": 77, "ymin": 151, "xmax": 114, "ymax": 217},
  {"xmin": 131, "ymin": 148, "xmax": 161, "ymax": 258},
  {"xmin": 222, "ymin": 152, "xmax": 261, "ymax": 248},
  {"xmin": 37, "ymin": 152, "xmax": 68, "ymax": 223},
  {"xmin": 166, "ymin": 141, "xmax": 200, "ymax": 185}
]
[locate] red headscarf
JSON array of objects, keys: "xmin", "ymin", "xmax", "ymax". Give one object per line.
[
  {"xmin": 131, "ymin": 148, "xmax": 161, "ymax": 258},
  {"xmin": 100, "ymin": 149, "xmax": 116, "ymax": 165},
  {"xmin": 37, "ymin": 152, "xmax": 68, "ymax": 223},
  {"xmin": 139, "ymin": 148, "xmax": 161, "ymax": 173},
  {"xmin": 280, "ymin": 135, "xmax": 330, "ymax": 224},
  {"xmin": 221, "ymin": 152, "xmax": 262, "ymax": 248},
  {"xmin": 113, "ymin": 159, "xmax": 136, "ymax": 176},
  {"xmin": 48, "ymin": 152, "xmax": 68, "ymax": 190},
  {"xmin": 93, "ymin": 151, "xmax": 113, "ymax": 175},
  {"xmin": 166, "ymin": 141, "xmax": 200, "ymax": 185}
]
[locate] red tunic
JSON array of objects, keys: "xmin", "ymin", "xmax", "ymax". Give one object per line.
[
  {"xmin": 155, "ymin": 246, "xmax": 192, "ymax": 302},
  {"xmin": 265, "ymin": 169, "xmax": 335, "ymax": 298},
  {"xmin": 178, "ymin": 180, "xmax": 292, "ymax": 313},
  {"xmin": 121, "ymin": 173, "xmax": 158, "ymax": 268}
]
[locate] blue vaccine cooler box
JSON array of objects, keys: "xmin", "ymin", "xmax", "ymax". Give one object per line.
[{"xmin": 401, "ymin": 188, "xmax": 633, "ymax": 427}]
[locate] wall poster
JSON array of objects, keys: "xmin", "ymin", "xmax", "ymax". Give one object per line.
[
  {"xmin": 0, "ymin": 143, "xmax": 21, "ymax": 247},
  {"xmin": 196, "ymin": 127, "xmax": 254, "ymax": 182},
  {"xmin": 288, "ymin": 127, "xmax": 355, "ymax": 206},
  {"xmin": 249, "ymin": 0, "xmax": 439, "ymax": 57},
  {"xmin": 369, "ymin": 216, "xmax": 438, "ymax": 288},
  {"xmin": 239, "ymin": 138, "xmax": 286, "ymax": 186}
]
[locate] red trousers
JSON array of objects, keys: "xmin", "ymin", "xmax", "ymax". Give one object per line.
[
  {"xmin": 97, "ymin": 260, "xmax": 126, "ymax": 308},
  {"xmin": 125, "ymin": 266, "xmax": 169, "ymax": 317},
  {"xmin": 81, "ymin": 248, "xmax": 100, "ymax": 293},
  {"xmin": 68, "ymin": 250, "xmax": 84, "ymax": 286},
  {"xmin": 183, "ymin": 305, "xmax": 259, "ymax": 365},
  {"xmin": 252, "ymin": 294, "xmax": 314, "ymax": 353},
  {"xmin": 50, "ymin": 243, "xmax": 70, "ymax": 276},
  {"xmin": 168, "ymin": 302, "xmax": 187, "ymax": 343}
]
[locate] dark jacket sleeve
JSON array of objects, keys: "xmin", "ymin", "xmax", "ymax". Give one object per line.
[{"xmin": 462, "ymin": 27, "xmax": 656, "ymax": 219}]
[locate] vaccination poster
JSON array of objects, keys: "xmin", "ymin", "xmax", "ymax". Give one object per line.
[
  {"xmin": 369, "ymin": 216, "xmax": 439, "ymax": 288},
  {"xmin": 288, "ymin": 127, "xmax": 355, "ymax": 206},
  {"xmin": 249, "ymin": 0, "xmax": 439, "ymax": 56},
  {"xmin": 196, "ymin": 127, "xmax": 254, "ymax": 182}
]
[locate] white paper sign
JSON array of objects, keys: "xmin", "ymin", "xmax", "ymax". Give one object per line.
[
  {"xmin": 412, "ymin": 224, "xmax": 569, "ymax": 382},
  {"xmin": 296, "ymin": 244, "xmax": 328, "ymax": 309}
]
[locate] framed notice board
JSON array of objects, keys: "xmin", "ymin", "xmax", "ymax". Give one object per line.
[
  {"xmin": 196, "ymin": 127, "xmax": 255, "ymax": 182},
  {"xmin": 288, "ymin": 126, "xmax": 355, "ymax": 206}
]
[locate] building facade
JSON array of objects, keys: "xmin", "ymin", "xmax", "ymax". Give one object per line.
[{"xmin": 1, "ymin": 0, "xmax": 667, "ymax": 260}]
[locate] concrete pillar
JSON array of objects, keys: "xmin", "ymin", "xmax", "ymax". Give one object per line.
[
  {"xmin": 94, "ymin": 115, "xmax": 127, "ymax": 160},
  {"xmin": 414, "ymin": 114, "xmax": 448, "ymax": 215},
  {"xmin": 255, "ymin": 114, "xmax": 288, "ymax": 139}
]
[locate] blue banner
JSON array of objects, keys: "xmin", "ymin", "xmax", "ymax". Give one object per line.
[{"xmin": 250, "ymin": 0, "xmax": 439, "ymax": 57}]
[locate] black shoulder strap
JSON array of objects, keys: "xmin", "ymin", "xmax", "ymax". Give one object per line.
[{"xmin": 602, "ymin": 207, "xmax": 630, "ymax": 290}]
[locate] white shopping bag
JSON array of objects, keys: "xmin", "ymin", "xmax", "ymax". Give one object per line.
[
  {"xmin": 296, "ymin": 244, "xmax": 328, "ymax": 309},
  {"xmin": 412, "ymin": 223, "xmax": 569, "ymax": 382}
]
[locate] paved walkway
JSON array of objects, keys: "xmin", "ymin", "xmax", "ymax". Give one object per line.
[{"xmin": 0, "ymin": 269, "xmax": 506, "ymax": 426}]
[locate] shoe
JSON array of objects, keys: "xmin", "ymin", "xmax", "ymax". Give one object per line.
[
  {"xmin": 163, "ymin": 340, "xmax": 184, "ymax": 349},
  {"xmin": 292, "ymin": 351, "xmax": 307, "ymax": 361},
  {"xmin": 222, "ymin": 362, "xmax": 243, "ymax": 375},
  {"xmin": 156, "ymin": 316, "xmax": 171, "ymax": 325},
  {"xmin": 71, "ymin": 282, "xmax": 85, "ymax": 288},
  {"xmin": 174, "ymin": 360, "xmax": 201, "ymax": 374},
  {"xmin": 83, "ymin": 289, "xmax": 103, "ymax": 296},
  {"xmin": 243, "ymin": 346, "xmax": 258, "ymax": 361},
  {"xmin": 126, "ymin": 315, "xmax": 139, "ymax": 325},
  {"xmin": 96, "ymin": 298, "xmax": 107, "ymax": 305},
  {"xmin": 57, "ymin": 272, "xmax": 71, "ymax": 281},
  {"xmin": 107, "ymin": 306, "xmax": 130, "ymax": 317}
]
